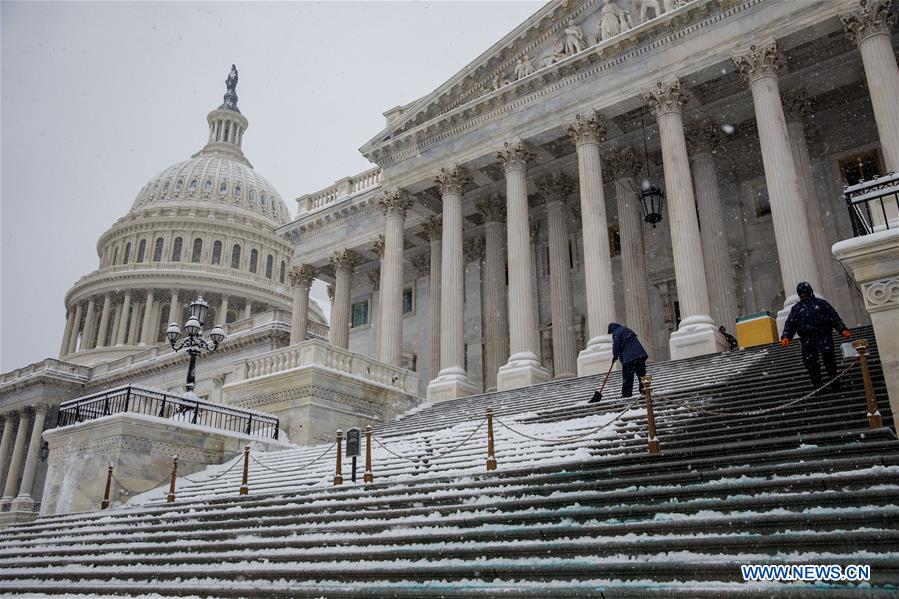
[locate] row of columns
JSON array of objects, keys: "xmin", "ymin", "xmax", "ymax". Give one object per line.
[{"xmin": 0, "ymin": 405, "xmax": 48, "ymax": 511}]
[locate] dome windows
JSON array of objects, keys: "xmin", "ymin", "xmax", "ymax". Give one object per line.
[
  {"xmin": 175, "ymin": 179, "xmax": 183, "ymax": 193},
  {"xmin": 261, "ymin": 193, "xmax": 267, "ymax": 209},
  {"xmin": 153, "ymin": 237, "xmax": 164, "ymax": 261},
  {"xmin": 191, "ymin": 238, "xmax": 203, "ymax": 263},
  {"xmin": 212, "ymin": 240, "xmax": 223, "ymax": 265},
  {"xmin": 188, "ymin": 178, "xmax": 198, "ymax": 192},
  {"xmin": 234, "ymin": 184, "xmax": 241, "ymax": 199},
  {"xmin": 249, "ymin": 249, "xmax": 258, "ymax": 274},
  {"xmin": 265, "ymin": 255, "xmax": 274, "ymax": 279},
  {"xmin": 248, "ymin": 189, "xmax": 256, "ymax": 204},
  {"xmin": 171, "ymin": 237, "xmax": 183, "ymax": 261},
  {"xmin": 162, "ymin": 180, "xmax": 170, "ymax": 194},
  {"xmin": 230, "ymin": 244, "xmax": 241, "ymax": 269},
  {"xmin": 279, "ymin": 260, "xmax": 286, "ymax": 284},
  {"xmin": 137, "ymin": 239, "xmax": 146, "ymax": 263},
  {"xmin": 204, "ymin": 179, "xmax": 213, "ymax": 193},
  {"xmin": 219, "ymin": 180, "xmax": 228, "ymax": 194}
]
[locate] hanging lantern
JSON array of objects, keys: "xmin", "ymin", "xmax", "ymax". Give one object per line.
[{"xmin": 640, "ymin": 179, "xmax": 665, "ymax": 228}]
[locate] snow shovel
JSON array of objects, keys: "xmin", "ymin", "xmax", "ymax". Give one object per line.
[{"xmin": 588, "ymin": 360, "xmax": 615, "ymax": 404}]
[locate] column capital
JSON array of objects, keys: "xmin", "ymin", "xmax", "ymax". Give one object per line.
[
  {"xmin": 422, "ymin": 215, "xmax": 443, "ymax": 241},
  {"xmin": 411, "ymin": 254, "xmax": 430, "ymax": 277},
  {"xmin": 367, "ymin": 268, "xmax": 381, "ymax": 291},
  {"xmin": 782, "ymin": 89, "xmax": 812, "ymax": 124},
  {"xmin": 841, "ymin": 0, "xmax": 896, "ymax": 45},
  {"xmin": 605, "ymin": 146, "xmax": 644, "ymax": 181},
  {"xmin": 565, "ymin": 111, "xmax": 606, "ymax": 146},
  {"xmin": 463, "ymin": 237, "xmax": 485, "ymax": 263},
  {"xmin": 329, "ymin": 249, "xmax": 360, "ymax": 275},
  {"xmin": 733, "ymin": 39, "xmax": 785, "ymax": 84},
  {"xmin": 33, "ymin": 403, "xmax": 49, "ymax": 417},
  {"xmin": 433, "ymin": 166, "xmax": 471, "ymax": 195},
  {"xmin": 685, "ymin": 120, "xmax": 722, "ymax": 155},
  {"xmin": 289, "ymin": 264, "xmax": 318, "ymax": 288},
  {"xmin": 496, "ymin": 140, "xmax": 536, "ymax": 173},
  {"xmin": 476, "ymin": 194, "xmax": 507, "ymax": 224},
  {"xmin": 643, "ymin": 78, "xmax": 690, "ymax": 118},
  {"xmin": 377, "ymin": 188, "xmax": 414, "ymax": 217},
  {"xmin": 536, "ymin": 172, "xmax": 576, "ymax": 203},
  {"xmin": 371, "ymin": 235, "xmax": 386, "ymax": 258}
]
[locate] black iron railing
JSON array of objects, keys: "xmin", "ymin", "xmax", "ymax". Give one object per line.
[
  {"xmin": 844, "ymin": 172, "xmax": 899, "ymax": 236},
  {"xmin": 56, "ymin": 385, "xmax": 279, "ymax": 440}
]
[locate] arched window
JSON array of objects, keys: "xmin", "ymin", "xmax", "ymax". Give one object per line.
[
  {"xmin": 204, "ymin": 179, "xmax": 213, "ymax": 192},
  {"xmin": 123, "ymin": 242, "xmax": 131, "ymax": 264},
  {"xmin": 162, "ymin": 180, "xmax": 170, "ymax": 194},
  {"xmin": 265, "ymin": 255, "xmax": 274, "ymax": 279},
  {"xmin": 153, "ymin": 237, "xmax": 164, "ymax": 262},
  {"xmin": 171, "ymin": 237, "xmax": 183, "ymax": 262},
  {"xmin": 175, "ymin": 179, "xmax": 183, "ymax": 192},
  {"xmin": 137, "ymin": 239, "xmax": 146, "ymax": 263},
  {"xmin": 279, "ymin": 260, "xmax": 286, "ymax": 284},
  {"xmin": 188, "ymin": 178, "xmax": 198, "ymax": 192},
  {"xmin": 249, "ymin": 249, "xmax": 258, "ymax": 274},
  {"xmin": 261, "ymin": 194, "xmax": 267, "ymax": 209},
  {"xmin": 191, "ymin": 238, "xmax": 203, "ymax": 263},
  {"xmin": 248, "ymin": 189, "xmax": 256, "ymax": 204},
  {"xmin": 219, "ymin": 181, "xmax": 228, "ymax": 194},
  {"xmin": 231, "ymin": 244, "xmax": 241, "ymax": 269},
  {"xmin": 234, "ymin": 184, "xmax": 241, "ymax": 199},
  {"xmin": 212, "ymin": 240, "xmax": 223, "ymax": 265}
]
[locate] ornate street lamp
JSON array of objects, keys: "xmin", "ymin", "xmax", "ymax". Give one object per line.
[
  {"xmin": 638, "ymin": 106, "xmax": 665, "ymax": 228},
  {"xmin": 167, "ymin": 296, "xmax": 225, "ymax": 396}
]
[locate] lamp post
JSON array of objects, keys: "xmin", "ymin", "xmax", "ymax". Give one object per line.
[{"xmin": 166, "ymin": 296, "xmax": 225, "ymax": 396}]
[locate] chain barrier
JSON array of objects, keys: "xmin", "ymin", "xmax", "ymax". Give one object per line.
[
  {"xmin": 182, "ymin": 453, "xmax": 246, "ymax": 484},
  {"xmin": 494, "ymin": 395, "xmax": 643, "ymax": 444},
  {"xmin": 248, "ymin": 441, "xmax": 336, "ymax": 475},
  {"xmin": 670, "ymin": 361, "xmax": 857, "ymax": 418},
  {"xmin": 371, "ymin": 416, "xmax": 488, "ymax": 464},
  {"xmin": 110, "ymin": 471, "xmax": 171, "ymax": 496}
]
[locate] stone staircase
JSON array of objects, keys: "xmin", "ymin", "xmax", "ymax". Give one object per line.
[{"xmin": 0, "ymin": 327, "xmax": 896, "ymax": 597}]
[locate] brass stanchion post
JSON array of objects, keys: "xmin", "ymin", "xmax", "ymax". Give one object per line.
[
  {"xmin": 854, "ymin": 339, "xmax": 883, "ymax": 429},
  {"xmin": 334, "ymin": 430, "xmax": 344, "ymax": 486},
  {"xmin": 166, "ymin": 455, "xmax": 179, "ymax": 503},
  {"xmin": 642, "ymin": 376, "xmax": 660, "ymax": 454},
  {"xmin": 486, "ymin": 408, "xmax": 497, "ymax": 471},
  {"xmin": 364, "ymin": 425, "xmax": 374, "ymax": 484},
  {"xmin": 239, "ymin": 445, "xmax": 250, "ymax": 495},
  {"xmin": 101, "ymin": 463, "xmax": 113, "ymax": 509}
]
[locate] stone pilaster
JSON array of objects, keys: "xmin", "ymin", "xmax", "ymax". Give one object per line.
[
  {"xmin": 1, "ymin": 409, "xmax": 31, "ymax": 503},
  {"xmin": 734, "ymin": 41, "xmax": 822, "ymax": 328},
  {"xmin": 81, "ymin": 298, "xmax": 97, "ymax": 351},
  {"xmin": 685, "ymin": 121, "xmax": 739, "ymax": 330},
  {"xmin": 94, "ymin": 293, "xmax": 112, "ymax": 349},
  {"xmin": 566, "ymin": 112, "xmax": 617, "ymax": 374},
  {"xmin": 476, "ymin": 195, "xmax": 509, "ymax": 392},
  {"xmin": 328, "ymin": 249, "xmax": 360, "ymax": 350},
  {"xmin": 427, "ymin": 168, "xmax": 476, "ymax": 401},
  {"xmin": 644, "ymin": 79, "xmax": 726, "ymax": 359},
  {"xmin": 67, "ymin": 302, "xmax": 83, "ymax": 355},
  {"xmin": 495, "ymin": 141, "xmax": 550, "ymax": 390},
  {"xmin": 378, "ymin": 189, "xmax": 414, "ymax": 367},
  {"xmin": 289, "ymin": 265, "xmax": 318, "ymax": 344},
  {"xmin": 423, "ymin": 216, "xmax": 443, "ymax": 383},
  {"xmin": 139, "ymin": 290, "xmax": 156, "ymax": 345},
  {"xmin": 606, "ymin": 147, "xmax": 654, "ymax": 350},
  {"xmin": 537, "ymin": 172, "xmax": 578, "ymax": 379},
  {"xmin": 11, "ymin": 405, "xmax": 48, "ymax": 510}
]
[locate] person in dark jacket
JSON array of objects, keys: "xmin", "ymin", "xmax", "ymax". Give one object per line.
[
  {"xmin": 780, "ymin": 282, "xmax": 851, "ymax": 390},
  {"xmin": 719, "ymin": 325, "xmax": 739, "ymax": 351},
  {"xmin": 608, "ymin": 323, "xmax": 649, "ymax": 398}
]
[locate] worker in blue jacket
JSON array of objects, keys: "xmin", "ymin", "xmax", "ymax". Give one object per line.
[
  {"xmin": 608, "ymin": 322, "xmax": 649, "ymax": 398},
  {"xmin": 780, "ymin": 282, "xmax": 851, "ymax": 391}
]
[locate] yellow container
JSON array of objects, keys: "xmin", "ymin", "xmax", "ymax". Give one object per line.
[{"xmin": 735, "ymin": 311, "xmax": 779, "ymax": 349}]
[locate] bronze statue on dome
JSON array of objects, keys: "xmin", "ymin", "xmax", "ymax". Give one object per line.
[{"xmin": 220, "ymin": 64, "xmax": 240, "ymax": 112}]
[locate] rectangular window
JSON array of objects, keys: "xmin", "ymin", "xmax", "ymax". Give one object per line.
[
  {"xmin": 351, "ymin": 300, "xmax": 369, "ymax": 328},
  {"xmin": 403, "ymin": 287, "xmax": 414, "ymax": 314},
  {"xmin": 839, "ymin": 149, "xmax": 883, "ymax": 186}
]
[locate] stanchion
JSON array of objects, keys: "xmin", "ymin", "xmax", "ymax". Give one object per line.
[
  {"xmin": 334, "ymin": 430, "xmax": 344, "ymax": 486},
  {"xmin": 364, "ymin": 425, "xmax": 374, "ymax": 483},
  {"xmin": 486, "ymin": 408, "xmax": 497, "ymax": 471},
  {"xmin": 642, "ymin": 376, "xmax": 660, "ymax": 454},
  {"xmin": 166, "ymin": 455, "xmax": 179, "ymax": 503},
  {"xmin": 239, "ymin": 445, "xmax": 250, "ymax": 496},
  {"xmin": 100, "ymin": 463, "xmax": 113, "ymax": 509},
  {"xmin": 853, "ymin": 339, "xmax": 883, "ymax": 429}
]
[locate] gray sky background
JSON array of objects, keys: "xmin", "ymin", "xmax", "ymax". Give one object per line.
[{"xmin": 1, "ymin": 1, "xmax": 542, "ymax": 372}]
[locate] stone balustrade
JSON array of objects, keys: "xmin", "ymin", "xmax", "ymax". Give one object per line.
[
  {"xmin": 0, "ymin": 359, "xmax": 90, "ymax": 387},
  {"xmin": 68, "ymin": 262, "xmax": 289, "ymax": 293},
  {"xmin": 294, "ymin": 167, "xmax": 382, "ymax": 216}
]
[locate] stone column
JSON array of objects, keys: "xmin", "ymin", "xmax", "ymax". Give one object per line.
[
  {"xmin": 59, "ymin": 310, "xmax": 76, "ymax": 358},
  {"xmin": 566, "ymin": 112, "xmax": 618, "ymax": 374},
  {"xmin": 427, "ymin": 167, "xmax": 477, "ymax": 400},
  {"xmin": 377, "ymin": 189, "xmax": 414, "ymax": 367},
  {"xmin": 476, "ymin": 196, "xmax": 509, "ymax": 392},
  {"xmin": 128, "ymin": 301, "xmax": 143, "ymax": 345},
  {"xmin": 243, "ymin": 302, "xmax": 252, "ymax": 319},
  {"xmin": 537, "ymin": 173, "xmax": 578, "ymax": 379},
  {"xmin": 1, "ymin": 410, "xmax": 31, "ymax": 503},
  {"xmin": 733, "ymin": 41, "xmax": 822, "ymax": 328},
  {"xmin": 496, "ymin": 142, "xmax": 550, "ymax": 390},
  {"xmin": 842, "ymin": 1, "xmax": 899, "ymax": 171},
  {"xmin": 94, "ymin": 293, "xmax": 112, "ymax": 349},
  {"xmin": 115, "ymin": 292, "xmax": 132, "ymax": 346},
  {"xmin": 0, "ymin": 413, "xmax": 17, "ymax": 490},
  {"xmin": 606, "ymin": 147, "xmax": 654, "ymax": 350},
  {"xmin": 685, "ymin": 121, "xmax": 740, "ymax": 330},
  {"xmin": 783, "ymin": 90, "xmax": 839, "ymax": 300},
  {"xmin": 81, "ymin": 298, "xmax": 97, "ymax": 351},
  {"xmin": 423, "ymin": 217, "xmax": 443, "ymax": 382},
  {"xmin": 644, "ymin": 79, "xmax": 726, "ymax": 359},
  {"xmin": 218, "ymin": 296, "xmax": 229, "ymax": 326},
  {"xmin": 67, "ymin": 302, "xmax": 83, "ymax": 355},
  {"xmin": 289, "ymin": 265, "xmax": 318, "ymax": 344},
  {"xmin": 370, "ymin": 236, "xmax": 385, "ymax": 353},
  {"xmin": 11, "ymin": 405, "xmax": 48, "ymax": 510},
  {"xmin": 328, "ymin": 249, "xmax": 360, "ymax": 350},
  {"xmin": 139, "ymin": 290, "xmax": 156, "ymax": 345}
]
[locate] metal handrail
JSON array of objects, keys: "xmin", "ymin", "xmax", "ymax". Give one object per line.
[
  {"xmin": 56, "ymin": 384, "xmax": 279, "ymax": 439},
  {"xmin": 844, "ymin": 171, "xmax": 899, "ymax": 236}
]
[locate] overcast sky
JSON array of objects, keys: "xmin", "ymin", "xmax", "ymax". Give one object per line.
[{"xmin": 1, "ymin": 1, "xmax": 543, "ymax": 372}]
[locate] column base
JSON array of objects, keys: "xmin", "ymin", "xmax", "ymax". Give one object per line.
[
  {"xmin": 10, "ymin": 496, "xmax": 34, "ymax": 512},
  {"xmin": 497, "ymin": 353, "xmax": 550, "ymax": 391},
  {"xmin": 427, "ymin": 368, "xmax": 477, "ymax": 402},
  {"xmin": 669, "ymin": 316, "xmax": 728, "ymax": 360},
  {"xmin": 0, "ymin": 506, "xmax": 38, "ymax": 530},
  {"xmin": 577, "ymin": 336, "xmax": 617, "ymax": 377}
]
